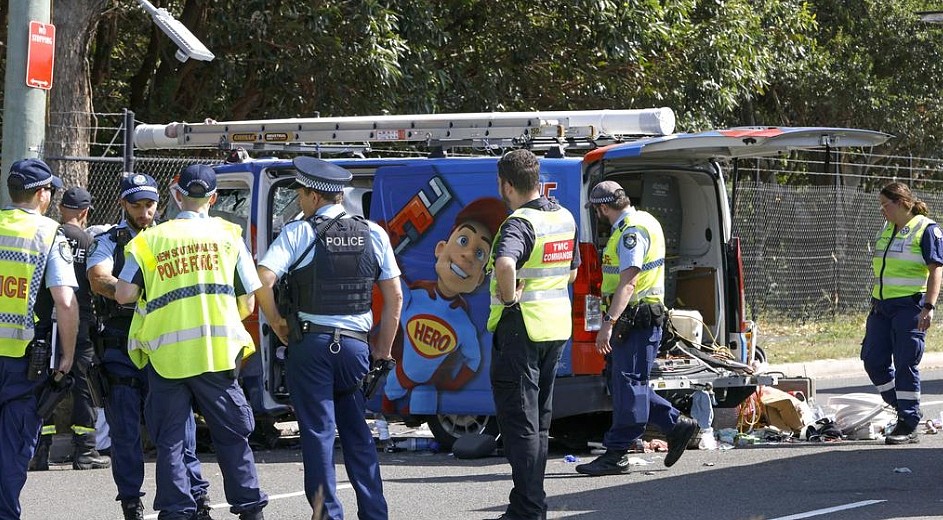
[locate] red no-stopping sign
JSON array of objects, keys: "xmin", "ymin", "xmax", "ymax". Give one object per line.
[{"xmin": 26, "ymin": 21, "xmax": 55, "ymax": 90}]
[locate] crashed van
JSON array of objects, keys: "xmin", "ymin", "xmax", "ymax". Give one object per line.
[{"xmin": 134, "ymin": 110, "xmax": 891, "ymax": 448}]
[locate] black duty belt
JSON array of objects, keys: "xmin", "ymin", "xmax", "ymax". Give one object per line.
[{"xmin": 300, "ymin": 322, "xmax": 368, "ymax": 343}]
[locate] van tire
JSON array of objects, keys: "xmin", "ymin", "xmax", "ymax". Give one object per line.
[{"xmin": 427, "ymin": 414, "xmax": 499, "ymax": 451}]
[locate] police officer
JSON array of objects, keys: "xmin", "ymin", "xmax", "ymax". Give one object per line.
[
  {"xmin": 0, "ymin": 159, "xmax": 78, "ymax": 519},
  {"xmin": 115, "ymin": 164, "xmax": 267, "ymax": 520},
  {"xmin": 576, "ymin": 180, "xmax": 699, "ymax": 476},
  {"xmin": 30, "ymin": 186, "xmax": 111, "ymax": 471},
  {"xmin": 256, "ymin": 156, "xmax": 402, "ymax": 520},
  {"xmin": 487, "ymin": 150, "xmax": 578, "ymax": 520},
  {"xmin": 864, "ymin": 181, "xmax": 943, "ymax": 445},
  {"xmin": 87, "ymin": 174, "xmax": 212, "ymax": 520}
]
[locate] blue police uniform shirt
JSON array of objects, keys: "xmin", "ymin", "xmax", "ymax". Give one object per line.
[
  {"xmin": 86, "ymin": 220, "xmax": 136, "ymax": 273},
  {"xmin": 3, "ymin": 206, "xmax": 78, "ymax": 289},
  {"xmin": 118, "ymin": 211, "xmax": 262, "ymax": 295},
  {"xmin": 258, "ymin": 203, "xmax": 400, "ymax": 333},
  {"xmin": 613, "ymin": 207, "xmax": 648, "ymax": 272},
  {"xmin": 920, "ymin": 223, "xmax": 943, "ymax": 266}
]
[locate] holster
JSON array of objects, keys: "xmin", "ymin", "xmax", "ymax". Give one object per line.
[
  {"xmin": 277, "ymin": 275, "xmax": 303, "ymax": 344},
  {"xmin": 632, "ymin": 303, "xmax": 666, "ymax": 330},
  {"xmin": 287, "ymin": 315, "xmax": 304, "ymax": 344},
  {"xmin": 86, "ymin": 363, "xmax": 109, "ymax": 407}
]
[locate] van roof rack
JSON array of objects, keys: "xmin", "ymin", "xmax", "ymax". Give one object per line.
[{"xmin": 133, "ymin": 108, "xmax": 676, "ymax": 154}]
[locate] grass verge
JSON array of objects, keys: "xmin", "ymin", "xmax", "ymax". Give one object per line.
[{"xmin": 757, "ymin": 313, "xmax": 943, "ymax": 364}]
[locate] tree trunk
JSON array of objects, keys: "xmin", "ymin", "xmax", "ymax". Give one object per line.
[{"xmin": 46, "ymin": 0, "xmax": 108, "ymax": 188}]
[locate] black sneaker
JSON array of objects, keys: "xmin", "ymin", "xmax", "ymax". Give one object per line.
[
  {"xmin": 665, "ymin": 416, "xmax": 700, "ymax": 467},
  {"xmin": 28, "ymin": 442, "xmax": 50, "ymax": 472},
  {"xmin": 885, "ymin": 422, "xmax": 919, "ymax": 445},
  {"xmin": 196, "ymin": 495, "xmax": 214, "ymax": 519},
  {"xmin": 73, "ymin": 448, "xmax": 111, "ymax": 470},
  {"xmin": 575, "ymin": 449, "xmax": 631, "ymax": 476},
  {"xmin": 121, "ymin": 499, "xmax": 144, "ymax": 520}
]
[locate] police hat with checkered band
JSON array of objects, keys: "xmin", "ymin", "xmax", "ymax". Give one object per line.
[
  {"xmin": 7, "ymin": 158, "xmax": 64, "ymax": 191},
  {"xmin": 289, "ymin": 156, "xmax": 352, "ymax": 192},
  {"xmin": 176, "ymin": 164, "xmax": 217, "ymax": 198},
  {"xmin": 120, "ymin": 173, "xmax": 160, "ymax": 202}
]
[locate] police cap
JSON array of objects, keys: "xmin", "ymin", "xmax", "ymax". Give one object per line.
[
  {"xmin": 176, "ymin": 164, "xmax": 217, "ymax": 198},
  {"xmin": 120, "ymin": 173, "xmax": 160, "ymax": 202},
  {"xmin": 60, "ymin": 186, "xmax": 94, "ymax": 210},
  {"xmin": 8, "ymin": 158, "xmax": 64, "ymax": 191},
  {"xmin": 289, "ymin": 156, "xmax": 353, "ymax": 192}
]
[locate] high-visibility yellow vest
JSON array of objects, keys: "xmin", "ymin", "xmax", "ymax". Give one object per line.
[
  {"xmin": 872, "ymin": 214, "xmax": 934, "ymax": 300},
  {"xmin": 487, "ymin": 206, "xmax": 576, "ymax": 342},
  {"xmin": 600, "ymin": 209, "xmax": 666, "ymax": 307},
  {"xmin": 0, "ymin": 209, "xmax": 59, "ymax": 357},
  {"xmin": 125, "ymin": 217, "xmax": 254, "ymax": 378}
]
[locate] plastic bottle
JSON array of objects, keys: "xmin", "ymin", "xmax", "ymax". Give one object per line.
[
  {"xmin": 392, "ymin": 438, "xmax": 439, "ymax": 452},
  {"xmin": 375, "ymin": 414, "xmax": 391, "ymax": 450}
]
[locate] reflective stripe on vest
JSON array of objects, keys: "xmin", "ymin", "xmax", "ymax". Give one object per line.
[
  {"xmin": 125, "ymin": 218, "xmax": 254, "ymax": 378},
  {"xmin": 872, "ymin": 214, "xmax": 933, "ymax": 300},
  {"xmin": 487, "ymin": 206, "xmax": 576, "ymax": 341},
  {"xmin": 601, "ymin": 210, "xmax": 666, "ymax": 306},
  {"xmin": 0, "ymin": 210, "xmax": 59, "ymax": 355}
]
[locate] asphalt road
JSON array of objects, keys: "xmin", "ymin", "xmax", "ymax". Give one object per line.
[{"xmin": 20, "ymin": 369, "xmax": 943, "ymax": 520}]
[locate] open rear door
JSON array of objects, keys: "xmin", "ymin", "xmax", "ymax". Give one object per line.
[{"xmin": 587, "ymin": 127, "xmax": 892, "ymax": 163}]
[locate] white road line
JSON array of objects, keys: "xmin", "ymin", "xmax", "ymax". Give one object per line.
[
  {"xmin": 143, "ymin": 484, "xmax": 353, "ymax": 519},
  {"xmin": 768, "ymin": 499, "xmax": 886, "ymax": 520}
]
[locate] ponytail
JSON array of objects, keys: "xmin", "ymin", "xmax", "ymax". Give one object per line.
[{"xmin": 913, "ymin": 199, "xmax": 930, "ymax": 216}]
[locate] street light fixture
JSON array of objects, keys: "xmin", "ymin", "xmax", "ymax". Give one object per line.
[{"xmin": 136, "ymin": 0, "xmax": 214, "ymax": 62}]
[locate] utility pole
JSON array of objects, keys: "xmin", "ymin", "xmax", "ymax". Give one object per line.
[{"xmin": 1, "ymin": 1, "xmax": 52, "ymax": 206}]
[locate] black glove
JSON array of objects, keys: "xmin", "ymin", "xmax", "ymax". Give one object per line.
[
  {"xmin": 362, "ymin": 358, "xmax": 396, "ymax": 399},
  {"xmin": 36, "ymin": 371, "xmax": 75, "ymax": 419}
]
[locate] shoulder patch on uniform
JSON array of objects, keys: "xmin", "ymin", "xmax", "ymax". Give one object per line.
[
  {"xmin": 87, "ymin": 240, "xmax": 98, "ymax": 257},
  {"xmin": 934, "ymin": 227, "xmax": 942, "ymax": 240},
  {"xmin": 623, "ymin": 232, "xmax": 637, "ymax": 250},
  {"xmin": 59, "ymin": 241, "xmax": 74, "ymax": 263}
]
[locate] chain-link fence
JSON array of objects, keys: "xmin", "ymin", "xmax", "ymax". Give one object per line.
[
  {"xmin": 45, "ymin": 156, "xmax": 222, "ymax": 227},
  {"xmin": 733, "ymin": 157, "xmax": 943, "ymax": 322}
]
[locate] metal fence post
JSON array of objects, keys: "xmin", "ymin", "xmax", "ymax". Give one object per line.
[{"xmin": 123, "ymin": 108, "xmax": 135, "ymax": 175}]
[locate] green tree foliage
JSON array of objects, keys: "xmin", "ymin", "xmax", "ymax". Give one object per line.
[
  {"xmin": 22, "ymin": 0, "xmax": 943, "ymax": 160},
  {"xmin": 752, "ymin": 0, "xmax": 943, "ymax": 158},
  {"xmin": 91, "ymin": 0, "xmax": 818, "ymax": 130}
]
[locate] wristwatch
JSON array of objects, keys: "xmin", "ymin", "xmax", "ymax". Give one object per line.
[
  {"xmin": 502, "ymin": 297, "xmax": 518, "ymax": 307},
  {"xmin": 924, "ymin": 302, "xmax": 936, "ymax": 311},
  {"xmin": 603, "ymin": 313, "xmax": 618, "ymax": 325}
]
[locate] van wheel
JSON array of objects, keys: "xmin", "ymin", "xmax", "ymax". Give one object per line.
[{"xmin": 427, "ymin": 414, "xmax": 499, "ymax": 451}]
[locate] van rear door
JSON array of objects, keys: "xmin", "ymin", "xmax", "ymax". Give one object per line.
[{"xmin": 583, "ymin": 127, "xmax": 892, "ymax": 404}]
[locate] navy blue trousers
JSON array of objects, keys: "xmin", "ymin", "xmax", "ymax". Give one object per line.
[
  {"xmin": 0, "ymin": 356, "xmax": 43, "ymax": 520},
  {"xmin": 862, "ymin": 295, "xmax": 925, "ymax": 428},
  {"xmin": 490, "ymin": 307, "xmax": 564, "ymax": 520},
  {"xmin": 144, "ymin": 366, "xmax": 266, "ymax": 519},
  {"xmin": 603, "ymin": 325, "xmax": 679, "ymax": 450},
  {"xmin": 286, "ymin": 331, "xmax": 387, "ymax": 520},
  {"xmin": 102, "ymin": 342, "xmax": 208, "ymax": 504}
]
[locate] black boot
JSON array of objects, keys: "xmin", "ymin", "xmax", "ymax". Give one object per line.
[
  {"xmin": 238, "ymin": 509, "xmax": 264, "ymax": 520},
  {"xmin": 121, "ymin": 499, "xmax": 144, "ymax": 520},
  {"xmin": 195, "ymin": 495, "xmax": 214, "ymax": 520},
  {"xmin": 575, "ymin": 449, "xmax": 631, "ymax": 476},
  {"xmin": 665, "ymin": 416, "xmax": 700, "ymax": 467},
  {"xmin": 28, "ymin": 441, "xmax": 50, "ymax": 472},
  {"xmin": 885, "ymin": 421, "xmax": 919, "ymax": 445},
  {"xmin": 73, "ymin": 448, "xmax": 111, "ymax": 470}
]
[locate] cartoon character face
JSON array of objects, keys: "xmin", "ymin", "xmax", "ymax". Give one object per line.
[{"xmin": 434, "ymin": 221, "xmax": 494, "ymax": 297}]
